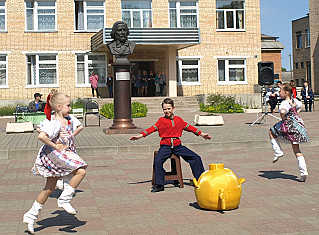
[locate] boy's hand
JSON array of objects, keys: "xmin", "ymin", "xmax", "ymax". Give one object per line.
[
  {"xmin": 200, "ymin": 133, "xmax": 211, "ymax": 140},
  {"xmin": 130, "ymin": 134, "xmax": 143, "ymax": 141}
]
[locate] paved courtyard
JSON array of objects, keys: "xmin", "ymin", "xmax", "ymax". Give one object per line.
[{"xmin": 0, "ymin": 109, "xmax": 318, "ymax": 234}]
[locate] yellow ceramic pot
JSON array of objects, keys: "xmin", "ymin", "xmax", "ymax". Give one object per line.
[{"xmin": 193, "ymin": 163, "xmax": 245, "ymax": 211}]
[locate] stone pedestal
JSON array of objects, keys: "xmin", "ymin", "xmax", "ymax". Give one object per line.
[{"xmin": 103, "ymin": 62, "xmax": 139, "ymax": 134}]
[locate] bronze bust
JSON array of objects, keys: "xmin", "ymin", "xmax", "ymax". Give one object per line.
[{"xmin": 107, "ymin": 21, "xmax": 135, "ymax": 56}]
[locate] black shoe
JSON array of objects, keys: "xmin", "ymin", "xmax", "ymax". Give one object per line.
[
  {"xmin": 173, "ymin": 180, "xmax": 180, "ymax": 187},
  {"xmin": 151, "ymin": 185, "xmax": 164, "ymax": 193}
]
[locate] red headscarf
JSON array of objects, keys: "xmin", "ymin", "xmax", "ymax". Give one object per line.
[{"xmin": 44, "ymin": 94, "xmax": 52, "ymax": 120}]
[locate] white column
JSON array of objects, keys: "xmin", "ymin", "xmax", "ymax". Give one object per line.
[{"xmin": 166, "ymin": 46, "xmax": 177, "ymax": 97}]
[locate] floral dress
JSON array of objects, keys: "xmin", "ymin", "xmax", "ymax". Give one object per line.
[
  {"xmin": 270, "ymin": 99, "xmax": 309, "ymax": 143},
  {"xmin": 32, "ymin": 118, "xmax": 87, "ymax": 177}
]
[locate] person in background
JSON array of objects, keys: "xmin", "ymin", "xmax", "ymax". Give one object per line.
[
  {"xmin": 159, "ymin": 70, "xmax": 166, "ymax": 96},
  {"xmin": 290, "ymin": 80, "xmax": 297, "ymax": 99},
  {"xmin": 301, "ymin": 81, "xmax": 313, "ymax": 112},
  {"xmin": 155, "ymin": 71, "xmax": 160, "ymax": 96},
  {"xmin": 89, "ymin": 71, "xmax": 100, "ymax": 98},
  {"xmin": 141, "ymin": 70, "xmax": 148, "ymax": 97},
  {"xmin": 106, "ymin": 73, "xmax": 114, "ymax": 98},
  {"xmin": 130, "ymin": 71, "xmax": 138, "ymax": 97},
  {"xmin": 28, "ymin": 93, "xmax": 45, "ymax": 112},
  {"xmin": 136, "ymin": 69, "xmax": 143, "ymax": 97},
  {"xmin": 147, "ymin": 70, "xmax": 156, "ymax": 97},
  {"xmin": 264, "ymin": 84, "xmax": 278, "ymax": 113},
  {"xmin": 275, "ymin": 81, "xmax": 284, "ymax": 104}
]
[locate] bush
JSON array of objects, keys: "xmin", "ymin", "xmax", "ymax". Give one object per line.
[
  {"xmin": 71, "ymin": 99, "xmax": 85, "ymax": 109},
  {"xmin": 0, "ymin": 106, "xmax": 16, "ymax": 116},
  {"xmin": 200, "ymin": 94, "xmax": 244, "ymax": 114},
  {"xmin": 100, "ymin": 102, "xmax": 148, "ymax": 119},
  {"xmin": 100, "ymin": 103, "xmax": 114, "ymax": 119},
  {"xmin": 131, "ymin": 101, "xmax": 148, "ymax": 118}
]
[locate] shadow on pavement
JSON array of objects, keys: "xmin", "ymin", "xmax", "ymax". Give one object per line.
[
  {"xmin": 258, "ymin": 170, "xmax": 299, "ymax": 181},
  {"xmin": 33, "ymin": 210, "xmax": 87, "ymax": 233},
  {"xmin": 128, "ymin": 180, "xmax": 152, "ymax": 184},
  {"xmin": 189, "ymin": 202, "xmax": 225, "ymax": 214},
  {"xmin": 49, "ymin": 189, "xmax": 84, "ymax": 199}
]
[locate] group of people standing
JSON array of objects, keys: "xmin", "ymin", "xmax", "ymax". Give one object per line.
[
  {"xmin": 131, "ymin": 69, "xmax": 166, "ymax": 97},
  {"xmin": 89, "ymin": 69, "xmax": 166, "ymax": 98}
]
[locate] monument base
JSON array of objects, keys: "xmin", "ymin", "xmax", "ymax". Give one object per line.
[{"xmin": 103, "ymin": 127, "xmax": 144, "ymax": 135}]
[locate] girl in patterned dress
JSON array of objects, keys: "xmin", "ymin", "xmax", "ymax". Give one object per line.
[
  {"xmin": 269, "ymin": 83, "xmax": 309, "ymax": 182},
  {"xmin": 23, "ymin": 93, "xmax": 87, "ymax": 234}
]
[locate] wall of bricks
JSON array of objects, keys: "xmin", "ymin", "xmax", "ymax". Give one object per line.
[
  {"xmin": 0, "ymin": 0, "xmax": 261, "ymax": 100},
  {"xmin": 309, "ymin": 0, "xmax": 319, "ymax": 93},
  {"xmin": 261, "ymin": 51, "xmax": 282, "ymax": 80},
  {"xmin": 292, "ymin": 16, "xmax": 311, "ymax": 87}
]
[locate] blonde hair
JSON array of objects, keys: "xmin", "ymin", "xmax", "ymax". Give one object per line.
[
  {"xmin": 50, "ymin": 89, "xmax": 58, "ymax": 95},
  {"xmin": 281, "ymin": 83, "xmax": 292, "ymax": 95},
  {"xmin": 49, "ymin": 92, "xmax": 69, "ymax": 112}
]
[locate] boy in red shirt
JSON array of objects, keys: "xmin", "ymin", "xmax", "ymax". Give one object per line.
[{"xmin": 130, "ymin": 98, "xmax": 211, "ymax": 193}]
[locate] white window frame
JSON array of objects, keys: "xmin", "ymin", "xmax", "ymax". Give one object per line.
[
  {"xmin": 75, "ymin": 53, "xmax": 107, "ymax": 87},
  {"xmin": 305, "ymin": 28, "xmax": 310, "ymax": 48},
  {"xmin": 216, "ymin": 56, "xmax": 247, "ymax": 85},
  {"xmin": 216, "ymin": 0, "xmax": 245, "ymax": 32},
  {"xmin": 74, "ymin": 0, "xmax": 105, "ymax": 31},
  {"xmin": 169, "ymin": 1, "xmax": 199, "ymax": 28},
  {"xmin": 25, "ymin": 53, "xmax": 59, "ymax": 88},
  {"xmin": 0, "ymin": 1, "xmax": 7, "ymax": 31},
  {"xmin": 25, "ymin": 0, "xmax": 57, "ymax": 31},
  {"xmin": 121, "ymin": 0, "xmax": 153, "ymax": 28},
  {"xmin": 0, "ymin": 53, "xmax": 8, "ymax": 88},
  {"xmin": 176, "ymin": 56, "xmax": 202, "ymax": 86}
]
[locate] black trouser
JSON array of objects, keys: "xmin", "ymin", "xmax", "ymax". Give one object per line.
[
  {"xmin": 91, "ymin": 86, "xmax": 100, "ymax": 97},
  {"xmin": 303, "ymin": 98, "xmax": 313, "ymax": 111},
  {"xmin": 154, "ymin": 144, "xmax": 205, "ymax": 186},
  {"xmin": 268, "ymin": 97, "xmax": 277, "ymax": 112}
]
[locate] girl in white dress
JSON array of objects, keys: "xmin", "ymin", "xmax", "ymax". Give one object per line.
[
  {"xmin": 23, "ymin": 93, "xmax": 87, "ymax": 234},
  {"xmin": 269, "ymin": 83, "xmax": 309, "ymax": 182}
]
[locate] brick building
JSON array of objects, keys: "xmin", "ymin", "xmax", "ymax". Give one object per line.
[
  {"xmin": 292, "ymin": 15, "xmax": 311, "ymax": 87},
  {"xmin": 0, "ymin": 0, "xmax": 261, "ymax": 101},
  {"xmin": 309, "ymin": 0, "xmax": 319, "ymax": 93},
  {"xmin": 261, "ymin": 34, "xmax": 284, "ymax": 81}
]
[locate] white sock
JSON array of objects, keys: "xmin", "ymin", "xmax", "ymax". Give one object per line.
[
  {"xmin": 297, "ymin": 156, "xmax": 308, "ymax": 176},
  {"xmin": 270, "ymin": 138, "xmax": 283, "ymax": 157}
]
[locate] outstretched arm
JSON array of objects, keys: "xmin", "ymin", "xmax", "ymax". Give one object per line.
[
  {"xmin": 130, "ymin": 134, "xmax": 143, "ymax": 141},
  {"xmin": 200, "ymin": 132, "xmax": 211, "ymax": 140}
]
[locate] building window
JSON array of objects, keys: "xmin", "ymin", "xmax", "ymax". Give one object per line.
[
  {"xmin": 296, "ymin": 31, "xmax": 302, "ymax": 49},
  {"xmin": 217, "ymin": 58, "xmax": 246, "ymax": 84},
  {"xmin": 27, "ymin": 54, "xmax": 57, "ymax": 87},
  {"xmin": 75, "ymin": 1, "xmax": 105, "ymax": 31},
  {"xmin": 305, "ymin": 29, "xmax": 310, "ymax": 48},
  {"xmin": 76, "ymin": 54, "xmax": 107, "ymax": 87},
  {"xmin": 295, "ymin": 62, "xmax": 298, "ymax": 69},
  {"xmin": 0, "ymin": 1, "xmax": 6, "ymax": 31},
  {"xmin": 169, "ymin": 1, "xmax": 198, "ymax": 28},
  {"xmin": 25, "ymin": 1, "xmax": 56, "ymax": 31},
  {"xmin": 216, "ymin": 0, "xmax": 244, "ymax": 31},
  {"xmin": 121, "ymin": 0, "xmax": 152, "ymax": 28},
  {"xmin": 0, "ymin": 55, "xmax": 7, "ymax": 87},
  {"xmin": 301, "ymin": 61, "xmax": 304, "ymax": 69},
  {"xmin": 177, "ymin": 58, "xmax": 200, "ymax": 85}
]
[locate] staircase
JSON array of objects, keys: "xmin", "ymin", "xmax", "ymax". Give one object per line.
[{"xmin": 93, "ymin": 96, "xmax": 200, "ymax": 111}]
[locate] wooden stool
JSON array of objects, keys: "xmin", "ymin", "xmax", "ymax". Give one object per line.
[{"xmin": 152, "ymin": 151, "xmax": 184, "ymax": 188}]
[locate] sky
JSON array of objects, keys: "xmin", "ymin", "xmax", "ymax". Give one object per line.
[{"xmin": 260, "ymin": 0, "xmax": 309, "ymax": 71}]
